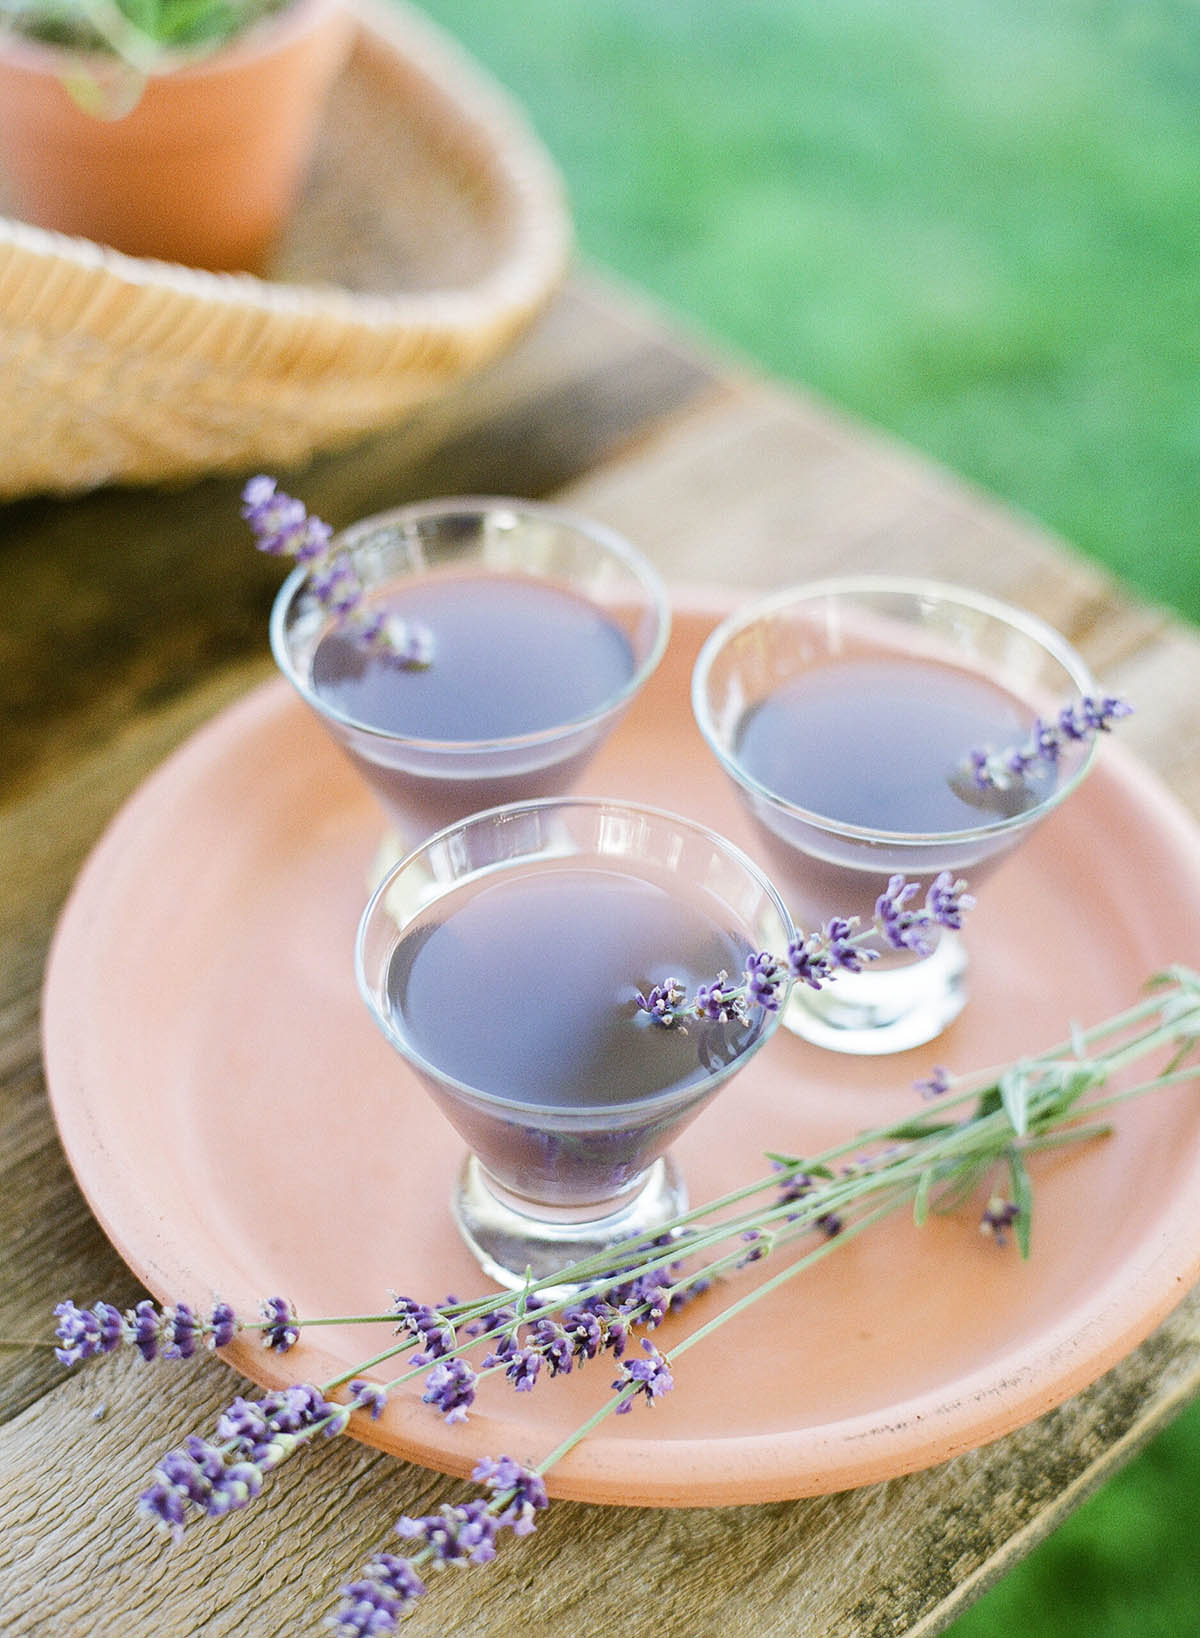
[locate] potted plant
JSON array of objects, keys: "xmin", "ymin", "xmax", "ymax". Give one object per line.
[{"xmin": 0, "ymin": 0, "xmax": 354, "ymax": 271}]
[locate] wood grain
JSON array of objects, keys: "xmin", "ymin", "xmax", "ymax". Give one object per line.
[{"xmin": 1, "ymin": 271, "xmax": 1198, "ymax": 1636}]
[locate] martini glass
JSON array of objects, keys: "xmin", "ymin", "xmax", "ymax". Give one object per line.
[
  {"xmin": 270, "ymin": 497, "xmax": 670, "ymax": 857},
  {"xmin": 356, "ymin": 798, "xmax": 793, "ymax": 1289},
  {"xmin": 692, "ymin": 577, "xmax": 1100, "ymax": 1055}
]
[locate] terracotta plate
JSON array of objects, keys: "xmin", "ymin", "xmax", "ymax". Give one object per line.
[{"xmin": 42, "ymin": 597, "xmax": 1200, "ymax": 1506}]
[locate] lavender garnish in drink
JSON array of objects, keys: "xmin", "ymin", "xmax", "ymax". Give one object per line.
[
  {"xmin": 241, "ymin": 477, "xmax": 434, "ymax": 669},
  {"xmin": 637, "ymin": 871, "xmax": 973, "ymax": 1028},
  {"xmin": 963, "ymin": 695, "xmax": 1132, "ymax": 794}
]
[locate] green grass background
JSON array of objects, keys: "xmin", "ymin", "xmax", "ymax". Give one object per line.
[{"xmin": 414, "ymin": 2, "xmax": 1200, "ymax": 1632}]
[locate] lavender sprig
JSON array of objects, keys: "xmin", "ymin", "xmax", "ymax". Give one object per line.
[
  {"xmin": 54, "ymin": 1296, "xmax": 246, "ymax": 1367},
  {"xmin": 326, "ymin": 1458, "xmax": 548, "ymax": 1634},
  {"xmin": 636, "ymin": 871, "xmax": 974, "ymax": 1027},
  {"xmin": 241, "ymin": 477, "xmax": 434, "ymax": 669},
  {"xmin": 53, "ymin": 968, "xmax": 1200, "ymax": 1635},
  {"xmin": 965, "ymin": 695, "xmax": 1132, "ymax": 793}
]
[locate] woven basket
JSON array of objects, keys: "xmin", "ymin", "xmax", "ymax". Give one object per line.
[{"xmin": 0, "ymin": 0, "xmax": 571, "ymax": 499}]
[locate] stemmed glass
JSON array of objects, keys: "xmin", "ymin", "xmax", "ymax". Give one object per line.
[
  {"xmin": 270, "ymin": 497, "xmax": 670, "ymax": 856},
  {"xmin": 692, "ymin": 577, "xmax": 1100, "ymax": 1055},
  {"xmin": 356, "ymin": 798, "xmax": 793, "ymax": 1288}
]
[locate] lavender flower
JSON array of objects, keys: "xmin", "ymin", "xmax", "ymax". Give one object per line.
[
  {"xmin": 693, "ymin": 973, "xmax": 751, "ymax": 1023},
  {"xmin": 326, "ymin": 1556, "xmax": 427, "ymax": 1636},
  {"xmin": 744, "ymin": 950, "xmax": 786, "ymax": 1012},
  {"xmin": 980, "ymin": 1195, "xmax": 1021, "ymax": 1246},
  {"xmin": 876, "ymin": 872, "xmax": 973, "ymax": 957},
  {"xmin": 915, "ymin": 1065, "xmax": 953, "ymax": 1099},
  {"xmin": 583, "ymin": 1299, "xmax": 629, "ymax": 1359},
  {"xmin": 471, "ymin": 1457, "xmax": 549, "ymax": 1536},
  {"xmin": 635, "ymin": 976, "xmax": 686, "ymax": 1023},
  {"xmin": 53, "ymin": 1300, "xmax": 123, "ymax": 1366},
  {"xmin": 774, "ymin": 1167, "xmax": 816, "ymax": 1216},
  {"xmin": 395, "ymin": 1501, "xmax": 498, "ymax": 1566},
  {"xmin": 788, "ymin": 915, "xmax": 876, "ymax": 990},
  {"xmin": 163, "ymin": 1302, "xmax": 199, "ymax": 1361},
  {"xmin": 737, "ymin": 1229, "xmax": 771, "ymax": 1266},
  {"xmin": 241, "ymin": 478, "xmax": 434, "ymax": 669},
  {"xmin": 140, "ymin": 1379, "xmax": 352, "ymax": 1544},
  {"xmin": 530, "ymin": 1318, "xmax": 574, "ymax": 1377},
  {"xmin": 209, "ymin": 1301, "xmax": 238, "ymax": 1348},
  {"xmin": 421, "ymin": 1359, "xmax": 477, "ymax": 1424},
  {"xmin": 967, "ymin": 695, "xmax": 1132, "ymax": 792},
  {"xmin": 394, "ymin": 1298, "xmax": 455, "ymax": 1363},
  {"xmin": 613, "ymin": 1338, "xmax": 674, "ymax": 1412},
  {"xmin": 559, "ymin": 1304, "xmax": 605, "ymax": 1363},
  {"xmin": 260, "ymin": 1295, "xmax": 299, "ymax": 1353},
  {"xmin": 221, "ymin": 1385, "xmax": 342, "ymax": 1464},
  {"xmin": 925, "ymin": 873, "xmax": 971, "ymax": 932},
  {"xmin": 139, "ymin": 1436, "xmax": 265, "ymax": 1543},
  {"xmin": 624, "ymin": 1272, "xmax": 672, "ymax": 1326},
  {"xmin": 496, "ymin": 1347, "xmax": 541, "ymax": 1392},
  {"xmin": 349, "ymin": 1380, "xmax": 389, "ymax": 1420},
  {"xmin": 55, "ymin": 1298, "xmax": 250, "ymax": 1367},
  {"xmin": 127, "ymin": 1299, "xmax": 164, "ymax": 1361},
  {"xmin": 640, "ymin": 873, "xmax": 973, "ymax": 1026}
]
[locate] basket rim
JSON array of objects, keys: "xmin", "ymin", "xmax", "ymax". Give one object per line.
[{"xmin": 0, "ymin": 0, "xmax": 571, "ymax": 368}]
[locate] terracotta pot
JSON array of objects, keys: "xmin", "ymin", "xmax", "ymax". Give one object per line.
[{"xmin": 0, "ymin": 0, "xmax": 354, "ymax": 272}]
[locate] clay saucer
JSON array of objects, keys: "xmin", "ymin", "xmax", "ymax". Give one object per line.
[{"xmin": 42, "ymin": 595, "xmax": 1200, "ymax": 1505}]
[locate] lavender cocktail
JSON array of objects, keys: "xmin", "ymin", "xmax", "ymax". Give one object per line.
[
  {"xmin": 356, "ymin": 799, "xmax": 792, "ymax": 1288},
  {"xmin": 269, "ymin": 498, "xmax": 669, "ymax": 852},
  {"xmin": 693, "ymin": 578, "xmax": 1102, "ymax": 1054}
]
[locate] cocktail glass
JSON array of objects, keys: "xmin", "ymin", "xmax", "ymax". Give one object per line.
[
  {"xmin": 692, "ymin": 576, "xmax": 1100, "ymax": 1055},
  {"xmin": 270, "ymin": 497, "xmax": 670, "ymax": 856},
  {"xmin": 356, "ymin": 797, "xmax": 793, "ymax": 1289}
]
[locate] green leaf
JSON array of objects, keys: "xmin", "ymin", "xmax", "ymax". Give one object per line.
[
  {"xmin": 913, "ymin": 1167, "xmax": 934, "ymax": 1227},
  {"xmin": 974, "ymin": 1085, "xmax": 1004, "ymax": 1121},
  {"xmin": 999, "ymin": 1065, "xmax": 1030, "ymax": 1136},
  {"xmin": 930, "ymin": 1154, "xmax": 993, "ymax": 1215},
  {"xmin": 883, "ymin": 1119, "xmax": 957, "ymax": 1141},
  {"xmin": 762, "ymin": 1153, "xmax": 833, "ymax": 1179}
]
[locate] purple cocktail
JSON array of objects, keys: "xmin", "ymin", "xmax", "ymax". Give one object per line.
[
  {"xmin": 271, "ymin": 499, "xmax": 669, "ymax": 852},
  {"xmin": 356, "ymin": 799, "xmax": 792, "ymax": 1287},
  {"xmin": 693, "ymin": 578, "xmax": 1101, "ymax": 1054}
]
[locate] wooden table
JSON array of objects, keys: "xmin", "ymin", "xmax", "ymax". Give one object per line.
[{"xmin": 2, "ymin": 272, "xmax": 1198, "ymax": 1635}]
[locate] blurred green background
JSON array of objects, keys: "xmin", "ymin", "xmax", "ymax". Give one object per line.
[{"xmin": 415, "ymin": 0, "xmax": 1200, "ymax": 1632}]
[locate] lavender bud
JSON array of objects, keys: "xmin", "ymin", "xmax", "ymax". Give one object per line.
[
  {"xmin": 260, "ymin": 1296, "xmax": 299, "ymax": 1353},
  {"xmin": 744, "ymin": 950, "xmax": 785, "ymax": 1012},
  {"xmin": 925, "ymin": 872, "xmax": 974, "ymax": 931},
  {"xmin": 980, "ymin": 1195, "xmax": 1020, "ymax": 1245},
  {"xmin": 328, "ymin": 1555, "xmax": 428, "ymax": 1635},
  {"xmin": 421, "ymin": 1358, "xmax": 477, "ymax": 1423},
  {"xmin": 125, "ymin": 1299, "xmax": 165, "ymax": 1362},
  {"xmin": 613, "ymin": 1338, "xmax": 674, "ymax": 1411},
  {"xmin": 208, "ymin": 1301, "xmax": 238, "ymax": 1349},
  {"xmin": 915, "ymin": 1065, "xmax": 953, "ymax": 1099},
  {"xmin": 472, "ymin": 1456, "xmax": 549, "ymax": 1536},
  {"xmin": 348, "ymin": 1380, "xmax": 388, "ymax": 1420}
]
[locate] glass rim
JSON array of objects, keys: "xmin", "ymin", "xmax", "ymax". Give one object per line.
[
  {"xmin": 691, "ymin": 573, "xmax": 1102, "ymax": 847},
  {"xmin": 269, "ymin": 495, "xmax": 672, "ymax": 755},
  {"xmin": 355, "ymin": 795, "xmax": 793, "ymax": 1121}
]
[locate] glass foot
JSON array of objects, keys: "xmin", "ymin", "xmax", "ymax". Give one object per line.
[
  {"xmin": 782, "ymin": 933, "xmax": 969, "ymax": 1055},
  {"xmin": 452, "ymin": 1153, "xmax": 688, "ymax": 1293}
]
